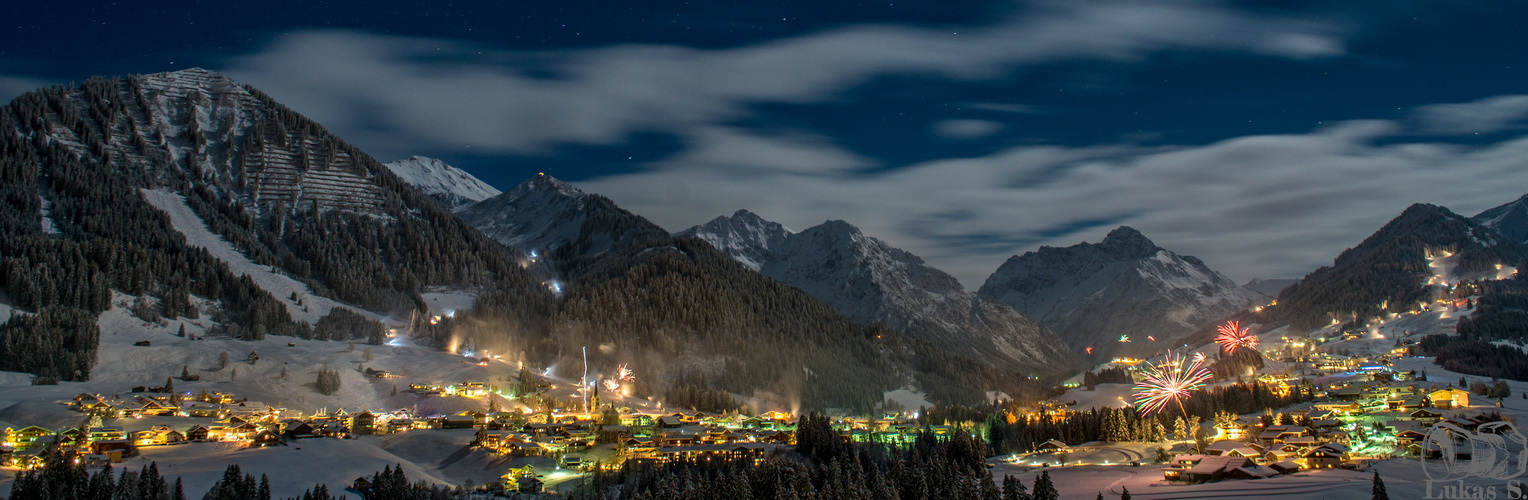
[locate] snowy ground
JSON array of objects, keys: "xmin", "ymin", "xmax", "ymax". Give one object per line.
[
  {"xmin": 1051, "ymin": 383, "xmax": 1134, "ymax": 411},
  {"xmin": 419, "ymin": 290, "xmax": 480, "ymax": 317},
  {"xmin": 992, "ymin": 457, "xmax": 1466, "ymax": 500}
]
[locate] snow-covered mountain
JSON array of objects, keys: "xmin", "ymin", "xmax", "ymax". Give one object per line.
[
  {"xmin": 1474, "ymin": 193, "xmax": 1528, "ymax": 245},
  {"xmin": 457, "ymin": 174, "xmax": 663, "ymax": 264},
  {"xmin": 680, "ymin": 211, "xmax": 1080, "ymax": 373},
  {"xmin": 675, "ymin": 210, "xmax": 792, "ymax": 271},
  {"xmin": 978, "ymin": 227, "xmax": 1260, "ymax": 358},
  {"xmin": 383, "ymin": 156, "xmax": 500, "ymax": 212}
]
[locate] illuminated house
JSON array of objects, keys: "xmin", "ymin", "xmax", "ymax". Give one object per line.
[
  {"xmin": 1429, "ymin": 388, "xmax": 1469, "ymax": 409},
  {"xmin": 9, "ymin": 426, "xmax": 55, "ymax": 450}
]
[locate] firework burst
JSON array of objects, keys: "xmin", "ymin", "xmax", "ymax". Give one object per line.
[
  {"xmin": 1215, "ymin": 321, "xmax": 1258, "ymax": 353},
  {"xmin": 1133, "ymin": 350, "xmax": 1212, "ymax": 416}
]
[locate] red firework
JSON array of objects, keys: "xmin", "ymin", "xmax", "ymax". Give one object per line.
[{"xmin": 1215, "ymin": 321, "xmax": 1258, "ymax": 353}]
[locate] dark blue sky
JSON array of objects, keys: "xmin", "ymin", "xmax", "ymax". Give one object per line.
[{"xmin": 5, "ymin": 0, "xmax": 1528, "ymax": 286}]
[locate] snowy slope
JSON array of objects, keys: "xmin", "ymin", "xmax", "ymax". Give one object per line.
[
  {"xmin": 140, "ymin": 188, "xmax": 367, "ymax": 325},
  {"xmin": 1474, "ymin": 192, "xmax": 1528, "ymax": 244},
  {"xmin": 980, "ymin": 227, "xmax": 1260, "ymax": 359},
  {"xmin": 681, "ymin": 212, "xmax": 1080, "ymax": 373},
  {"xmin": 384, "ymin": 156, "xmax": 500, "ymax": 212}
]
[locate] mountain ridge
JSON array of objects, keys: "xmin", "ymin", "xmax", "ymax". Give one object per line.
[
  {"xmin": 978, "ymin": 226, "xmax": 1260, "ymax": 359},
  {"xmin": 678, "ymin": 210, "xmax": 1081, "ymax": 375}
]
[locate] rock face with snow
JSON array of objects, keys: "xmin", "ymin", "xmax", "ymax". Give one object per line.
[
  {"xmin": 459, "ymin": 174, "xmax": 667, "ymax": 274},
  {"xmin": 680, "ymin": 211, "xmax": 1080, "ymax": 374},
  {"xmin": 384, "ymin": 156, "xmax": 500, "ymax": 212},
  {"xmin": 675, "ymin": 210, "xmax": 792, "ymax": 271},
  {"xmin": 1475, "ymin": 193, "xmax": 1528, "ymax": 245},
  {"xmin": 978, "ymin": 227, "xmax": 1260, "ymax": 358}
]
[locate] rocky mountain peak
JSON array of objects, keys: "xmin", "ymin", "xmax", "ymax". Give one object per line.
[{"xmin": 1101, "ymin": 226, "xmax": 1159, "ymax": 259}]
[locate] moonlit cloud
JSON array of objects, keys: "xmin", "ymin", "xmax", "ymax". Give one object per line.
[
  {"xmin": 581, "ymin": 117, "xmax": 1528, "ymax": 288},
  {"xmin": 932, "ymin": 119, "xmax": 1005, "ymax": 139},
  {"xmin": 1413, "ymin": 95, "xmax": 1528, "ymax": 135},
  {"xmin": 208, "ymin": 1, "xmax": 1380, "ymax": 289},
  {"xmin": 223, "ymin": 0, "xmax": 1345, "ymax": 160}
]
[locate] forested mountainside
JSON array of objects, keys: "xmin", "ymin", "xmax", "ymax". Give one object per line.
[
  {"xmin": 978, "ymin": 227, "xmax": 1259, "ymax": 360},
  {"xmin": 0, "ymin": 68, "xmax": 549, "ymax": 381},
  {"xmin": 1244, "ymin": 204, "xmax": 1527, "ymax": 334},
  {"xmin": 678, "ymin": 210, "xmax": 1080, "ymax": 376},
  {"xmin": 0, "ymin": 69, "xmax": 1035, "ymax": 408},
  {"xmin": 453, "ymin": 177, "xmax": 1046, "ymax": 406}
]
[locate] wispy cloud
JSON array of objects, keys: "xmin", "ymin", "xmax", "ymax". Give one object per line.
[
  {"xmin": 1413, "ymin": 95, "xmax": 1528, "ymax": 135},
  {"xmin": 581, "ymin": 117, "xmax": 1528, "ymax": 287},
  {"xmin": 223, "ymin": 0, "xmax": 1345, "ymax": 160},
  {"xmin": 210, "ymin": 1, "xmax": 1377, "ymax": 287}
]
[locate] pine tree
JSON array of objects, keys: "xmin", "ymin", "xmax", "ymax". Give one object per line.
[
  {"xmin": 1372, "ymin": 471, "xmax": 1388, "ymax": 500},
  {"xmin": 1033, "ymin": 471, "xmax": 1058, "ymax": 500},
  {"xmin": 1120, "ymin": 486, "xmax": 1132, "ymax": 500},
  {"xmin": 1002, "ymin": 474, "xmax": 1030, "ymax": 500}
]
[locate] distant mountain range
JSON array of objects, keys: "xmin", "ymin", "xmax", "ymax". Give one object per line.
[
  {"xmin": 678, "ymin": 210, "xmax": 1080, "ymax": 374},
  {"xmin": 977, "ymin": 227, "xmax": 1261, "ymax": 359},
  {"xmin": 383, "ymin": 156, "xmax": 500, "ymax": 212},
  {"xmin": 455, "ymin": 175, "xmax": 1048, "ymax": 404}
]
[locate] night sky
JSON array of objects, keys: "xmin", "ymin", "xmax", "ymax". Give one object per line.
[{"xmin": 5, "ymin": 1, "xmax": 1528, "ymax": 286}]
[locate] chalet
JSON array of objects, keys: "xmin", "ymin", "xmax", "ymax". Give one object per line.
[
  {"xmin": 313, "ymin": 421, "xmax": 349, "ymax": 438},
  {"xmin": 132, "ymin": 430, "xmax": 164, "ymax": 446},
  {"xmin": 10, "ymin": 426, "xmax": 55, "ymax": 450},
  {"xmin": 1310, "ymin": 418, "xmax": 1342, "ymax": 429},
  {"xmin": 1397, "ymin": 429, "xmax": 1428, "ymax": 448},
  {"xmin": 1204, "ymin": 441, "xmax": 1262, "ymax": 457},
  {"xmin": 185, "ymin": 425, "xmax": 211, "ymax": 441},
  {"xmin": 250, "ymin": 430, "xmax": 283, "ymax": 447},
  {"xmin": 1164, "ymin": 455, "xmax": 1254, "ymax": 483},
  {"xmin": 91, "ymin": 439, "xmax": 132, "ymax": 456},
  {"xmin": 1303, "ymin": 444, "xmax": 1350, "ymax": 468},
  {"xmin": 183, "ymin": 402, "xmax": 223, "ymax": 418},
  {"xmin": 1257, "ymin": 426, "xmax": 1307, "ymax": 446},
  {"xmin": 353, "ymin": 411, "xmax": 379, "ymax": 435},
  {"xmin": 1411, "ymin": 408, "xmax": 1443, "ymax": 421},
  {"xmin": 657, "ymin": 416, "xmax": 684, "ymax": 428},
  {"xmin": 1430, "ymin": 388, "xmax": 1470, "ymax": 409},
  {"xmin": 1268, "ymin": 460, "xmax": 1302, "ymax": 474},
  {"xmin": 283, "ymin": 421, "xmax": 316, "ymax": 440},
  {"xmin": 1036, "ymin": 439, "xmax": 1070, "ymax": 452},
  {"xmin": 439, "ymin": 414, "xmax": 476, "ymax": 429}
]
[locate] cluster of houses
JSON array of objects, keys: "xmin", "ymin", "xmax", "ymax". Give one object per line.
[
  {"xmin": 407, "ymin": 381, "xmax": 489, "ymax": 397},
  {"xmin": 1158, "ymin": 375, "xmax": 1501, "ymax": 484}
]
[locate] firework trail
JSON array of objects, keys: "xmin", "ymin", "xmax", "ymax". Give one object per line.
[
  {"xmin": 1133, "ymin": 350, "xmax": 1212, "ymax": 416},
  {"xmin": 1215, "ymin": 321, "xmax": 1259, "ymax": 353}
]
